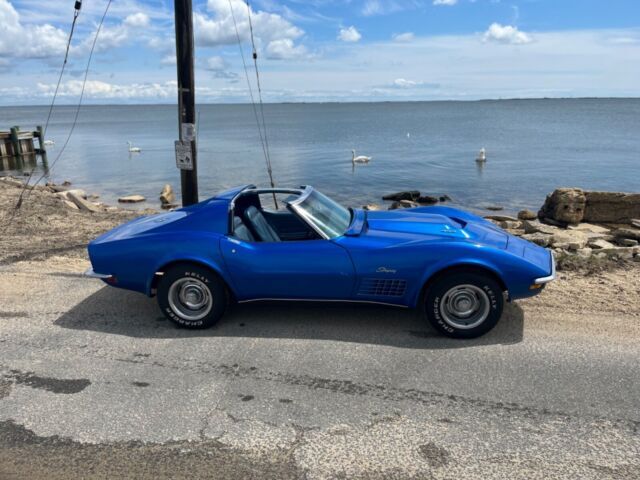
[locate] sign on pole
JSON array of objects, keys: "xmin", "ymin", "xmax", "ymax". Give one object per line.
[{"xmin": 175, "ymin": 141, "xmax": 193, "ymax": 171}]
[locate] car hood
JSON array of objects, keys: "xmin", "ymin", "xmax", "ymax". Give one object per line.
[{"xmin": 360, "ymin": 208, "xmax": 509, "ymax": 249}]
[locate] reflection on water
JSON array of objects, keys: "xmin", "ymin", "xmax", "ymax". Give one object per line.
[{"xmin": 1, "ymin": 99, "xmax": 638, "ymax": 213}]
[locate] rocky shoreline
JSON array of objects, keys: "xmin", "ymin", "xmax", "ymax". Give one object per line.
[{"xmin": 1, "ymin": 176, "xmax": 639, "ymax": 271}]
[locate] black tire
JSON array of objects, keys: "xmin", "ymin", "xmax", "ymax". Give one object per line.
[
  {"xmin": 423, "ymin": 271, "xmax": 504, "ymax": 339},
  {"xmin": 157, "ymin": 264, "xmax": 228, "ymax": 329}
]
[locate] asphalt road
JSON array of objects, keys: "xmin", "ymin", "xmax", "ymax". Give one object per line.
[{"xmin": 1, "ymin": 259, "xmax": 639, "ymax": 479}]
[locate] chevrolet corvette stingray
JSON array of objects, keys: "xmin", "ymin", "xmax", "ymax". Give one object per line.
[{"xmin": 86, "ymin": 185, "xmax": 555, "ymax": 338}]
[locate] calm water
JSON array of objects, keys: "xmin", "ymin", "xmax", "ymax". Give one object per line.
[{"xmin": 1, "ymin": 99, "xmax": 639, "ymax": 212}]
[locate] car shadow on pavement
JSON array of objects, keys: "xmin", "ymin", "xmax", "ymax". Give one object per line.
[{"xmin": 54, "ymin": 287, "xmax": 524, "ymax": 349}]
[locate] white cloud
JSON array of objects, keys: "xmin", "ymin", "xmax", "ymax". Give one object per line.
[
  {"xmin": 203, "ymin": 55, "xmax": 239, "ymax": 80},
  {"xmin": 433, "ymin": 0, "xmax": 458, "ymax": 6},
  {"xmin": 0, "ymin": 0, "xmax": 68, "ymax": 59},
  {"xmin": 393, "ymin": 78, "xmax": 420, "ymax": 88},
  {"xmin": 393, "ymin": 32, "xmax": 415, "ymax": 42},
  {"xmin": 265, "ymin": 38, "xmax": 309, "ymax": 59},
  {"xmin": 79, "ymin": 12, "xmax": 152, "ymax": 54},
  {"xmin": 195, "ymin": 0, "xmax": 306, "ymax": 58},
  {"xmin": 338, "ymin": 26, "xmax": 362, "ymax": 43},
  {"xmin": 36, "ymin": 79, "xmax": 178, "ymax": 99},
  {"xmin": 483, "ymin": 23, "xmax": 533, "ymax": 45},
  {"xmin": 123, "ymin": 12, "xmax": 150, "ymax": 28},
  {"xmin": 160, "ymin": 54, "xmax": 176, "ymax": 66},
  {"xmin": 362, "ymin": 1, "xmax": 418, "ymax": 16}
]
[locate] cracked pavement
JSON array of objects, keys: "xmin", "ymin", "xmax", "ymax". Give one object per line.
[{"xmin": 1, "ymin": 257, "xmax": 639, "ymax": 479}]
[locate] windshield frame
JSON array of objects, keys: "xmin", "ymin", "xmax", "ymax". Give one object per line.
[{"xmin": 288, "ymin": 187, "xmax": 352, "ymax": 240}]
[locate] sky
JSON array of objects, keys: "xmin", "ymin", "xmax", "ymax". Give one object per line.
[{"xmin": 0, "ymin": 0, "xmax": 639, "ymax": 104}]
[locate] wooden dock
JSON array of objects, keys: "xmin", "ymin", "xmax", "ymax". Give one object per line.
[{"xmin": 0, "ymin": 126, "xmax": 47, "ymax": 158}]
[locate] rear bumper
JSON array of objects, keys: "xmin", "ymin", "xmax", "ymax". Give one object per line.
[
  {"xmin": 533, "ymin": 253, "xmax": 556, "ymax": 285},
  {"xmin": 84, "ymin": 268, "xmax": 113, "ymax": 280}
]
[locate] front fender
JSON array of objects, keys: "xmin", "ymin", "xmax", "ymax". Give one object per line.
[{"xmin": 411, "ymin": 255, "xmax": 506, "ymax": 308}]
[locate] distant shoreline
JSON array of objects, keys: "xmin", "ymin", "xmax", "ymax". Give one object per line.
[{"xmin": 1, "ymin": 97, "xmax": 639, "ymax": 109}]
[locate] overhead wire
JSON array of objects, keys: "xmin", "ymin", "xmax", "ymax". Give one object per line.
[
  {"xmin": 15, "ymin": 0, "xmax": 113, "ymax": 210},
  {"xmin": 228, "ymin": 0, "xmax": 278, "ymax": 207},
  {"xmin": 245, "ymin": 0, "xmax": 275, "ymax": 190}
]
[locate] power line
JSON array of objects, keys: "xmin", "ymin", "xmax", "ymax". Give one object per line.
[
  {"xmin": 245, "ymin": 0, "xmax": 275, "ymax": 190},
  {"xmin": 228, "ymin": 0, "xmax": 278, "ymax": 207},
  {"xmin": 18, "ymin": 0, "xmax": 113, "ymax": 211}
]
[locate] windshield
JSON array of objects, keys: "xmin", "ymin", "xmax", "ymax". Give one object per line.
[{"xmin": 292, "ymin": 190, "xmax": 352, "ymax": 239}]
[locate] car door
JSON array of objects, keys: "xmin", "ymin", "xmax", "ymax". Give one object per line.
[{"xmin": 220, "ymin": 236, "xmax": 356, "ymax": 300}]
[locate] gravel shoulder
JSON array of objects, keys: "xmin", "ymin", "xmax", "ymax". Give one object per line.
[{"xmin": 1, "ymin": 180, "xmax": 639, "ymax": 479}]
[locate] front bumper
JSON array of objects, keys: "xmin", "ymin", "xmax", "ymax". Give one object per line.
[
  {"xmin": 533, "ymin": 253, "xmax": 556, "ymax": 285},
  {"xmin": 84, "ymin": 268, "xmax": 114, "ymax": 280}
]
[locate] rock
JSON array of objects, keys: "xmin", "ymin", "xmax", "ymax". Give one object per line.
[
  {"xmin": 118, "ymin": 195, "xmax": 146, "ymax": 203},
  {"xmin": 567, "ymin": 223, "xmax": 611, "ymax": 234},
  {"xmin": 389, "ymin": 200, "xmax": 419, "ymax": 210},
  {"xmin": 363, "ymin": 204, "xmax": 382, "ymax": 211},
  {"xmin": 539, "ymin": 188, "xmax": 586, "ymax": 224},
  {"xmin": 499, "ymin": 220, "xmax": 523, "ymax": 230},
  {"xmin": 161, "ymin": 203, "xmax": 179, "ymax": 210},
  {"xmin": 67, "ymin": 191, "xmax": 101, "ymax": 213},
  {"xmin": 160, "ymin": 184, "xmax": 175, "ymax": 205},
  {"xmin": 485, "ymin": 206, "xmax": 504, "ymax": 212},
  {"xmin": 0, "ymin": 177, "xmax": 24, "ymax": 188},
  {"xmin": 576, "ymin": 247, "xmax": 593, "ymax": 258},
  {"xmin": 551, "ymin": 230, "xmax": 589, "ymax": 249},
  {"xmin": 417, "ymin": 195, "xmax": 438, "ymax": 205},
  {"xmin": 599, "ymin": 247, "xmax": 636, "ymax": 260},
  {"xmin": 631, "ymin": 219, "xmax": 640, "ymax": 229},
  {"xmin": 588, "ymin": 238, "xmax": 616, "ymax": 250},
  {"xmin": 54, "ymin": 189, "xmax": 87, "ymax": 200},
  {"xmin": 613, "ymin": 228, "xmax": 640, "ymax": 241},
  {"xmin": 62, "ymin": 200, "xmax": 79, "ymax": 210},
  {"xmin": 517, "ymin": 209, "xmax": 537, "ymax": 221},
  {"xmin": 383, "ymin": 191, "xmax": 420, "ymax": 201},
  {"xmin": 583, "ymin": 191, "xmax": 640, "ymax": 224},
  {"xmin": 506, "ymin": 229, "xmax": 525, "ymax": 237},
  {"xmin": 62, "ymin": 180, "xmax": 72, "ymax": 187},
  {"xmin": 521, "ymin": 233, "xmax": 553, "ymax": 247},
  {"xmin": 485, "ymin": 215, "xmax": 519, "ymax": 222},
  {"xmin": 522, "ymin": 219, "xmax": 559, "ymax": 235},
  {"xmin": 618, "ymin": 238, "xmax": 639, "ymax": 247},
  {"xmin": 439, "ymin": 195, "xmax": 452, "ymax": 202}
]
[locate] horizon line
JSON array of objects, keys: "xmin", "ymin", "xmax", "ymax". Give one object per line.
[{"xmin": 1, "ymin": 96, "xmax": 639, "ymax": 108}]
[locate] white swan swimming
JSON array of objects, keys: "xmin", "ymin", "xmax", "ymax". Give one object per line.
[
  {"xmin": 352, "ymin": 149, "xmax": 371, "ymax": 164},
  {"xmin": 476, "ymin": 147, "xmax": 487, "ymax": 162},
  {"xmin": 128, "ymin": 141, "xmax": 142, "ymax": 153}
]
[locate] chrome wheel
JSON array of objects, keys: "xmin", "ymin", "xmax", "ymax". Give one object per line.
[
  {"xmin": 168, "ymin": 278, "xmax": 213, "ymax": 322},
  {"xmin": 440, "ymin": 284, "xmax": 490, "ymax": 330}
]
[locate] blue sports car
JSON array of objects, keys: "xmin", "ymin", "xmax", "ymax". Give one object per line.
[{"xmin": 86, "ymin": 185, "xmax": 555, "ymax": 338}]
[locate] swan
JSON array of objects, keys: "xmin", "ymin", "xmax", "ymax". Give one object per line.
[
  {"xmin": 43, "ymin": 139, "xmax": 55, "ymax": 146},
  {"xmin": 476, "ymin": 147, "xmax": 487, "ymax": 162},
  {"xmin": 128, "ymin": 141, "xmax": 141, "ymax": 153},
  {"xmin": 352, "ymin": 149, "xmax": 371, "ymax": 164}
]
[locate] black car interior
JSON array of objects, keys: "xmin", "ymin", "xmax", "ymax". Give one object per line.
[{"xmin": 232, "ymin": 192, "xmax": 319, "ymax": 243}]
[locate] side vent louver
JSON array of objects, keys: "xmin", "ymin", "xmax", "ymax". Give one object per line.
[{"xmin": 358, "ymin": 278, "xmax": 407, "ymax": 297}]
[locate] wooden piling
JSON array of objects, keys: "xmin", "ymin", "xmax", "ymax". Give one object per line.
[
  {"xmin": 35, "ymin": 125, "xmax": 46, "ymax": 154},
  {"xmin": 10, "ymin": 126, "xmax": 22, "ymax": 156}
]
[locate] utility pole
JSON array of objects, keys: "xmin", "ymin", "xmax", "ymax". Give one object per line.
[{"xmin": 173, "ymin": 0, "xmax": 198, "ymax": 206}]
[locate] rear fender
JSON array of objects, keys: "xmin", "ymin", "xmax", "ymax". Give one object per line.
[{"xmin": 147, "ymin": 255, "xmax": 236, "ymax": 297}]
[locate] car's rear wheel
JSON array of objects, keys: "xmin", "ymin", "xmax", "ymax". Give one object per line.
[
  {"xmin": 157, "ymin": 264, "xmax": 227, "ymax": 329},
  {"xmin": 423, "ymin": 271, "xmax": 504, "ymax": 339}
]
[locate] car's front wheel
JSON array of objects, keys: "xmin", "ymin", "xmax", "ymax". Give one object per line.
[
  {"xmin": 157, "ymin": 264, "xmax": 228, "ymax": 329},
  {"xmin": 423, "ymin": 271, "xmax": 504, "ymax": 339}
]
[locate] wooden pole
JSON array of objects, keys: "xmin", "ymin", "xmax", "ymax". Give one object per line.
[
  {"xmin": 10, "ymin": 126, "xmax": 21, "ymax": 157},
  {"xmin": 174, "ymin": 0, "xmax": 199, "ymax": 207},
  {"xmin": 36, "ymin": 125, "xmax": 46, "ymax": 154}
]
